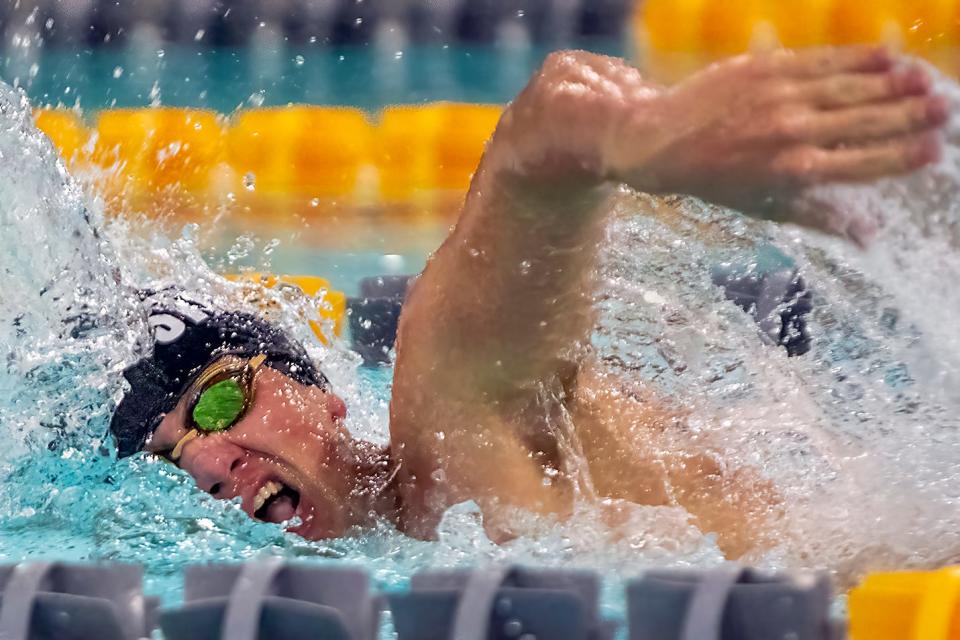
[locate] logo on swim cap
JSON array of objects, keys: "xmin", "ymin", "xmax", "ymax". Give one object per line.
[
  {"xmin": 142, "ymin": 290, "xmax": 212, "ymax": 344},
  {"xmin": 110, "ymin": 287, "xmax": 330, "ymax": 458}
]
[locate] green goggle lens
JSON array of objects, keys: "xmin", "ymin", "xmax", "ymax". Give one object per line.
[{"xmin": 192, "ymin": 378, "xmax": 246, "ymax": 432}]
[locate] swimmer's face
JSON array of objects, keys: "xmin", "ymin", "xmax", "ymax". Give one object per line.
[{"xmin": 147, "ymin": 365, "xmax": 353, "ymax": 539}]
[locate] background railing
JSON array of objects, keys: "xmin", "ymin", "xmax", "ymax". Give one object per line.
[{"xmin": 0, "ymin": 0, "xmax": 633, "ymax": 48}]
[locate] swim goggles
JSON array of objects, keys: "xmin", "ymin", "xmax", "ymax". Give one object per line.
[{"xmin": 166, "ymin": 353, "xmax": 267, "ymax": 462}]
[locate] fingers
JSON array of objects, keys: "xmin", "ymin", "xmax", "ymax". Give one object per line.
[
  {"xmin": 801, "ymin": 66, "xmax": 932, "ymax": 108},
  {"xmin": 803, "ymin": 95, "xmax": 949, "ymax": 146},
  {"xmin": 767, "ymin": 45, "xmax": 893, "ymax": 78},
  {"xmin": 779, "ymin": 131, "xmax": 943, "ymax": 185}
]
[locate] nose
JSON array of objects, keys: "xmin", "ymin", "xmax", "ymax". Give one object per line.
[
  {"xmin": 177, "ymin": 436, "xmax": 245, "ymax": 495},
  {"xmin": 325, "ymin": 391, "xmax": 347, "ymax": 422}
]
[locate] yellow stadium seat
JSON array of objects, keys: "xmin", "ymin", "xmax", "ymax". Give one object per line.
[
  {"xmin": 434, "ymin": 103, "xmax": 502, "ymax": 191},
  {"xmin": 33, "ymin": 109, "xmax": 91, "ymax": 165},
  {"xmin": 225, "ymin": 273, "xmax": 346, "ymax": 345},
  {"xmin": 226, "ymin": 107, "xmax": 373, "ymax": 197},
  {"xmin": 849, "ymin": 567, "xmax": 960, "ymax": 639}
]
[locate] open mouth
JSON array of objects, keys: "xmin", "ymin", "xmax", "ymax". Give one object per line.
[{"xmin": 252, "ymin": 479, "xmax": 301, "ymax": 524}]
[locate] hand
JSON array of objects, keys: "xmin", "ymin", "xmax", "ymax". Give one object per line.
[{"xmin": 610, "ymin": 46, "xmax": 949, "ymax": 246}]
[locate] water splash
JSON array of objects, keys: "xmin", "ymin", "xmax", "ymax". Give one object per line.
[
  {"xmin": 0, "ymin": 60, "xmax": 958, "ymax": 622},
  {"xmin": 594, "ymin": 62, "xmax": 960, "ymax": 581}
]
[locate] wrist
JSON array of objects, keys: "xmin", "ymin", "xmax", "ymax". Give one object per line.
[{"xmin": 601, "ymin": 90, "xmax": 674, "ymax": 195}]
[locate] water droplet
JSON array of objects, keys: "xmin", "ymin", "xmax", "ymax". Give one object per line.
[
  {"xmin": 394, "ymin": 51, "xmax": 403, "ymax": 60},
  {"xmin": 519, "ymin": 259, "xmax": 531, "ymax": 275},
  {"xmin": 495, "ymin": 597, "xmax": 513, "ymax": 615},
  {"xmin": 112, "ymin": 66, "xmax": 123, "ymax": 79},
  {"xmin": 157, "ymin": 49, "xmax": 165, "ymax": 59},
  {"xmin": 194, "ymin": 29, "xmax": 205, "ymax": 41},
  {"xmin": 28, "ymin": 63, "xmax": 38, "ymax": 79},
  {"xmin": 226, "ymin": 192, "xmax": 237, "ymax": 203},
  {"xmin": 310, "ymin": 197, "xmax": 320, "ymax": 207},
  {"xmin": 431, "ymin": 469, "xmax": 446, "ymax": 482},
  {"xmin": 517, "ymin": 9, "xmax": 526, "ymax": 17},
  {"xmin": 503, "ymin": 619, "xmax": 523, "ymax": 637},
  {"xmin": 294, "ymin": 55, "xmax": 305, "ymax": 66},
  {"xmin": 148, "ymin": 81, "xmax": 161, "ymax": 106},
  {"xmin": 243, "ymin": 172, "xmax": 256, "ymax": 191}
]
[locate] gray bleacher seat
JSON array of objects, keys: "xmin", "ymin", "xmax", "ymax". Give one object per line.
[
  {"xmin": 627, "ymin": 564, "xmax": 842, "ymax": 640},
  {"xmin": 349, "ymin": 274, "xmax": 414, "ymax": 364},
  {"xmin": 0, "ymin": 562, "xmax": 154, "ymax": 640},
  {"xmin": 160, "ymin": 560, "xmax": 378, "ymax": 640},
  {"xmin": 389, "ymin": 565, "xmax": 616, "ymax": 640}
]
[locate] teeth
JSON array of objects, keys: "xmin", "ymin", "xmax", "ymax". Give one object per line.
[{"xmin": 253, "ymin": 481, "xmax": 282, "ymax": 513}]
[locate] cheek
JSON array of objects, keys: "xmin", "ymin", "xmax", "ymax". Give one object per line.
[{"xmin": 250, "ymin": 387, "xmax": 335, "ymax": 448}]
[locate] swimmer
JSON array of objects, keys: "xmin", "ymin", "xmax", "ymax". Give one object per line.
[{"xmin": 112, "ymin": 47, "xmax": 949, "ymax": 558}]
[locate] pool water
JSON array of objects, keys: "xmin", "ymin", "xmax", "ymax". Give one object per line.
[
  {"xmin": 2, "ymin": 48, "xmax": 960, "ymax": 637},
  {"xmin": 2, "ymin": 41, "xmax": 626, "ymax": 112}
]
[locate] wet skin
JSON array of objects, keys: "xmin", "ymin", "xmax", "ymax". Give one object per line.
[
  {"xmin": 149, "ymin": 46, "xmax": 949, "ymax": 558},
  {"xmin": 149, "ymin": 366, "xmax": 374, "ymax": 540}
]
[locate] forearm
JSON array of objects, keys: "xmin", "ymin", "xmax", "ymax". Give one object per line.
[
  {"xmin": 409, "ymin": 171, "xmax": 609, "ymax": 391},
  {"xmin": 397, "ymin": 52, "xmax": 665, "ymax": 395},
  {"xmin": 666, "ymin": 453, "xmax": 783, "ymax": 559}
]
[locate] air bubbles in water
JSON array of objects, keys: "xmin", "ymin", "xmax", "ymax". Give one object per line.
[{"xmin": 243, "ymin": 172, "xmax": 256, "ymax": 191}]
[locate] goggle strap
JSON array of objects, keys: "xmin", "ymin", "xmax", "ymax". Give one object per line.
[{"xmin": 170, "ymin": 428, "xmax": 200, "ymax": 461}]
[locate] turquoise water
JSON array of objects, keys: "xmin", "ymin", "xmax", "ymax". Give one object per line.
[
  {"xmin": 3, "ymin": 41, "xmax": 626, "ymax": 112},
  {"xmin": 2, "ymin": 45, "xmax": 960, "ymax": 638}
]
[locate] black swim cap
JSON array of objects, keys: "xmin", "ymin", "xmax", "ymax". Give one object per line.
[{"xmin": 110, "ymin": 289, "xmax": 328, "ymax": 458}]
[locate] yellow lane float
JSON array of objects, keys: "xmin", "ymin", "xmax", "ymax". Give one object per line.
[
  {"xmin": 34, "ymin": 109, "xmax": 90, "ymax": 164},
  {"xmin": 32, "ymin": 102, "xmax": 504, "ymax": 210},
  {"xmin": 376, "ymin": 102, "xmax": 501, "ymax": 200},
  {"xmin": 93, "ymin": 109, "xmax": 224, "ymax": 194},
  {"xmin": 635, "ymin": 0, "xmax": 960, "ymax": 80},
  {"xmin": 226, "ymin": 107, "xmax": 373, "ymax": 197},
  {"xmin": 849, "ymin": 566, "xmax": 960, "ymax": 639},
  {"xmin": 224, "ymin": 273, "xmax": 346, "ymax": 346}
]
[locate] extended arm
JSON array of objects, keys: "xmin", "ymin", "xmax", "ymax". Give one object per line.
[{"xmin": 390, "ymin": 47, "xmax": 947, "ymax": 537}]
